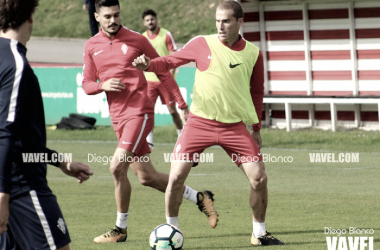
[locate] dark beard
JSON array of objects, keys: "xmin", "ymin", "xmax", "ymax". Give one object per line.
[{"xmin": 108, "ymin": 25, "xmax": 121, "ymax": 35}]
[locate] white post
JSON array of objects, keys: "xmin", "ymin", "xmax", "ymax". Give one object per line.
[
  {"xmin": 330, "ymin": 102, "xmax": 337, "ymax": 132},
  {"xmin": 265, "ymin": 103, "xmax": 270, "ymax": 127},
  {"xmin": 259, "ymin": 2, "xmax": 269, "ymax": 95},
  {"xmin": 285, "ymin": 102, "xmax": 292, "ymax": 132},
  {"xmin": 354, "ymin": 104, "xmax": 361, "ymax": 128},
  {"xmin": 236, "ymin": 0, "xmax": 243, "ymax": 36},
  {"xmin": 348, "ymin": 1, "xmax": 359, "ymax": 96},
  {"xmin": 303, "ymin": 3, "xmax": 313, "ymax": 96},
  {"xmin": 309, "ymin": 104, "xmax": 315, "ymax": 127}
]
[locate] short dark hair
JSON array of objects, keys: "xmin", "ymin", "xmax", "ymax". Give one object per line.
[
  {"xmin": 95, "ymin": 0, "xmax": 120, "ymax": 13},
  {"xmin": 0, "ymin": 0, "xmax": 39, "ymax": 32},
  {"xmin": 217, "ymin": 1, "xmax": 244, "ymax": 20},
  {"xmin": 141, "ymin": 9, "xmax": 157, "ymax": 19}
]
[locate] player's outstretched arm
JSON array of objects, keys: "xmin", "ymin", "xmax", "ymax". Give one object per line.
[
  {"xmin": 251, "ymin": 131, "xmax": 262, "ymax": 149},
  {"xmin": 132, "ymin": 54, "xmax": 151, "ymax": 71},
  {"xmin": 181, "ymin": 108, "xmax": 189, "ymax": 123},
  {"xmin": 59, "ymin": 162, "xmax": 93, "ymax": 184}
]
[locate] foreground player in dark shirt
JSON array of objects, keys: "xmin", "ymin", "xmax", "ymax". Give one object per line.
[{"xmin": 0, "ymin": 1, "xmax": 93, "ymax": 249}]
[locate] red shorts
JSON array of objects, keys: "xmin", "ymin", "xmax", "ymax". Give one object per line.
[
  {"xmin": 173, "ymin": 113, "xmax": 262, "ymax": 166},
  {"xmin": 113, "ymin": 114, "xmax": 154, "ymax": 156},
  {"xmin": 147, "ymin": 80, "xmax": 176, "ymax": 105}
]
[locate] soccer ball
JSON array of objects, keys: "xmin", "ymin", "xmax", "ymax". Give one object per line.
[{"xmin": 149, "ymin": 224, "xmax": 184, "ymax": 250}]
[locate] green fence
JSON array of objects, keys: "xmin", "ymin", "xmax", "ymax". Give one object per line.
[{"xmin": 34, "ymin": 67, "xmax": 196, "ymax": 126}]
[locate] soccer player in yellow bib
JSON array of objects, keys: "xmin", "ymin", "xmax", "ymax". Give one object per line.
[
  {"xmin": 133, "ymin": 1, "xmax": 284, "ymax": 246},
  {"xmin": 142, "ymin": 9, "xmax": 184, "ymax": 150}
]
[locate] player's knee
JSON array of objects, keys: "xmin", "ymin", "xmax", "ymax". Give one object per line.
[
  {"xmin": 109, "ymin": 161, "xmax": 127, "ymax": 178},
  {"xmin": 251, "ymin": 173, "xmax": 267, "ymax": 191},
  {"xmin": 168, "ymin": 175, "xmax": 185, "ymax": 190},
  {"xmin": 138, "ymin": 174, "xmax": 155, "ymax": 187}
]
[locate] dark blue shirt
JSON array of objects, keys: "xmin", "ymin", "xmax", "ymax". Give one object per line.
[{"xmin": 0, "ymin": 38, "xmax": 59, "ymax": 197}]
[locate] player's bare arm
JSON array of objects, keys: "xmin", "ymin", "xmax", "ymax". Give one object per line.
[
  {"xmin": 251, "ymin": 131, "xmax": 262, "ymax": 149},
  {"xmin": 0, "ymin": 192, "xmax": 9, "ymax": 234},
  {"xmin": 181, "ymin": 108, "xmax": 189, "ymax": 123},
  {"xmin": 59, "ymin": 162, "xmax": 94, "ymax": 184},
  {"xmin": 132, "ymin": 54, "xmax": 151, "ymax": 71},
  {"xmin": 101, "ymin": 78, "xmax": 125, "ymax": 92}
]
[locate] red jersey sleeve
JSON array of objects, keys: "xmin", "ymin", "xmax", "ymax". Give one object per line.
[
  {"xmin": 82, "ymin": 41, "xmax": 103, "ymax": 95},
  {"xmin": 165, "ymin": 31, "xmax": 177, "ymax": 52},
  {"xmin": 148, "ymin": 36, "xmax": 209, "ymax": 73},
  {"xmin": 141, "ymin": 36, "xmax": 187, "ymax": 109},
  {"xmin": 251, "ymin": 51, "xmax": 265, "ymax": 131}
]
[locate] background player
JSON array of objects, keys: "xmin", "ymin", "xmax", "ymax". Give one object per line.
[
  {"xmin": 142, "ymin": 9, "xmax": 184, "ymax": 150},
  {"xmin": 83, "ymin": 0, "xmax": 98, "ymax": 36},
  {"xmin": 0, "ymin": 0, "xmax": 93, "ymax": 249},
  {"xmin": 82, "ymin": 0, "xmax": 218, "ymax": 244},
  {"xmin": 133, "ymin": 1, "xmax": 284, "ymax": 246}
]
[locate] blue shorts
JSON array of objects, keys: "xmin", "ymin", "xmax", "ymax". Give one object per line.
[{"xmin": 0, "ymin": 187, "xmax": 71, "ymax": 250}]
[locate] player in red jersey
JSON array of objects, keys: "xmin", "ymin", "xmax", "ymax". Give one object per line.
[
  {"xmin": 82, "ymin": 0, "xmax": 218, "ymax": 244},
  {"xmin": 133, "ymin": 1, "xmax": 284, "ymax": 246}
]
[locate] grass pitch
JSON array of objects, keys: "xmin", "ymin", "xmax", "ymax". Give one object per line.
[{"xmin": 46, "ymin": 127, "xmax": 380, "ymax": 249}]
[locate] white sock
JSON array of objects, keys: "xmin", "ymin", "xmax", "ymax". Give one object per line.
[
  {"xmin": 183, "ymin": 185, "xmax": 198, "ymax": 204},
  {"xmin": 116, "ymin": 211, "xmax": 129, "ymax": 229},
  {"xmin": 147, "ymin": 131, "xmax": 153, "ymax": 144},
  {"xmin": 176, "ymin": 129, "xmax": 182, "ymax": 136},
  {"xmin": 253, "ymin": 221, "xmax": 266, "ymax": 238},
  {"xmin": 166, "ymin": 215, "xmax": 179, "ymax": 228}
]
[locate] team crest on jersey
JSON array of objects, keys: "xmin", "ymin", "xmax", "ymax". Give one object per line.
[
  {"xmin": 57, "ymin": 218, "xmax": 66, "ymax": 234},
  {"xmin": 121, "ymin": 44, "xmax": 128, "ymax": 55}
]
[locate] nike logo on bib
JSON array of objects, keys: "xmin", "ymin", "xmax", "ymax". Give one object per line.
[{"xmin": 229, "ymin": 63, "xmax": 242, "ymax": 68}]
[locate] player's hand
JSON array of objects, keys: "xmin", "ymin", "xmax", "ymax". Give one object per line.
[
  {"xmin": 251, "ymin": 131, "xmax": 262, "ymax": 149},
  {"xmin": 132, "ymin": 54, "xmax": 151, "ymax": 71},
  {"xmin": 0, "ymin": 193, "xmax": 9, "ymax": 235},
  {"xmin": 181, "ymin": 108, "xmax": 189, "ymax": 124},
  {"xmin": 102, "ymin": 78, "xmax": 125, "ymax": 92},
  {"xmin": 59, "ymin": 162, "xmax": 94, "ymax": 184},
  {"xmin": 83, "ymin": 4, "xmax": 88, "ymax": 10}
]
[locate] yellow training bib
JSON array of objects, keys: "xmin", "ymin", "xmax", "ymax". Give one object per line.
[{"xmin": 190, "ymin": 35, "xmax": 260, "ymax": 125}]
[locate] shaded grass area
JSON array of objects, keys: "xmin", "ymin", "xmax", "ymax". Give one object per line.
[{"xmin": 33, "ymin": 0, "xmax": 220, "ymax": 42}]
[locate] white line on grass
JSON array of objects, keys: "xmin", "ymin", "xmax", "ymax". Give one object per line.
[
  {"xmin": 48, "ymin": 140, "xmax": 118, "ymax": 144},
  {"xmin": 263, "ymin": 147, "xmax": 380, "ymax": 155},
  {"xmin": 48, "ymin": 175, "xmax": 112, "ymax": 180},
  {"xmin": 343, "ymin": 167, "xmax": 377, "ymax": 170}
]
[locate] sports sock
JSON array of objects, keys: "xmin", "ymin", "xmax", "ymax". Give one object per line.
[
  {"xmin": 176, "ymin": 129, "xmax": 182, "ymax": 136},
  {"xmin": 183, "ymin": 185, "xmax": 198, "ymax": 204},
  {"xmin": 253, "ymin": 221, "xmax": 266, "ymax": 238},
  {"xmin": 166, "ymin": 215, "xmax": 179, "ymax": 228},
  {"xmin": 147, "ymin": 131, "xmax": 153, "ymax": 144},
  {"xmin": 116, "ymin": 211, "xmax": 129, "ymax": 229}
]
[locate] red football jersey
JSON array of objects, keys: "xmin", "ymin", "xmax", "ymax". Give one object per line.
[{"xmin": 82, "ymin": 26, "xmax": 187, "ymax": 125}]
